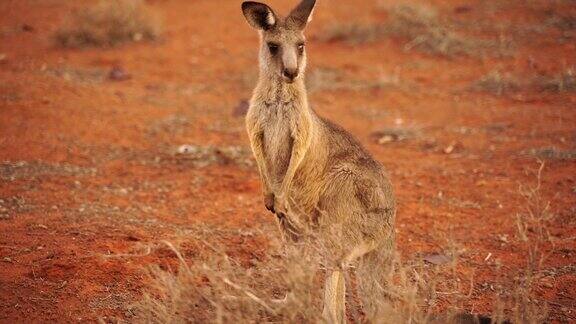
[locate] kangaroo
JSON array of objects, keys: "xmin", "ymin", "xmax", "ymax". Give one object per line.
[{"xmin": 242, "ymin": 1, "xmax": 396, "ymax": 322}]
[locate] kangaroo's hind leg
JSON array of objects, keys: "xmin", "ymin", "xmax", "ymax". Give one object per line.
[
  {"xmin": 322, "ymin": 269, "xmax": 346, "ymax": 324},
  {"xmin": 356, "ymin": 241, "xmax": 395, "ymax": 319}
]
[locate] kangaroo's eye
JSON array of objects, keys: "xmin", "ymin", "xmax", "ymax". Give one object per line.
[
  {"xmin": 267, "ymin": 43, "xmax": 279, "ymax": 55},
  {"xmin": 297, "ymin": 43, "xmax": 305, "ymax": 55}
]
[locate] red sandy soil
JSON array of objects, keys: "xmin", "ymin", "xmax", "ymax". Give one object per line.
[{"xmin": 1, "ymin": 0, "xmax": 575, "ymax": 322}]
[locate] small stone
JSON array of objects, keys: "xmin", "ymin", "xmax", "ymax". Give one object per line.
[
  {"xmin": 377, "ymin": 135, "xmax": 395, "ymax": 144},
  {"xmin": 21, "ymin": 24, "xmax": 34, "ymax": 32},
  {"xmin": 108, "ymin": 66, "xmax": 131, "ymax": 81},
  {"xmin": 423, "ymin": 253, "xmax": 452, "ymax": 265},
  {"xmin": 444, "ymin": 141, "xmax": 463, "ymax": 154},
  {"xmin": 233, "ymin": 99, "xmax": 250, "ymax": 117},
  {"xmin": 177, "ymin": 144, "xmax": 198, "ymax": 154}
]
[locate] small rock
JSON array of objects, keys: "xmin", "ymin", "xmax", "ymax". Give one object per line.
[
  {"xmin": 497, "ymin": 234, "xmax": 509, "ymax": 243},
  {"xmin": 444, "ymin": 141, "xmax": 463, "ymax": 154},
  {"xmin": 539, "ymin": 277, "xmax": 554, "ymax": 288},
  {"xmin": 233, "ymin": 99, "xmax": 250, "ymax": 117},
  {"xmin": 126, "ymin": 235, "xmax": 141, "ymax": 241},
  {"xmin": 372, "ymin": 127, "xmax": 418, "ymax": 145},
  {"xmin": 177, "ymin": 144, "xmax": 198, "ymax": 155},
  {"xmin": 22, "ymin": 24, "xmax": 34, "ymax": 32},
  {"xmin": 423, "ymin": 253, "xmax": 452, "ymax": 265},
  {"xmin": 132, "ymin": 33, "xmax": 143, "ymax": 42},
  {"xmin": 2, "ymin": 257, "xmax": 12, "ymax": 263},
  {"xmin": 108, "ymin": 66, "xmax": 131, "ymax": 81},
  {"xmin": 377, "ymin": 135, "xmax": 395, "ymax": 144},
  {"xmin": 454, "ymin": 6, "xmax": 472, "ymax": 14}
]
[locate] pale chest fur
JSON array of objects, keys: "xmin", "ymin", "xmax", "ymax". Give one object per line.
[{"xmin": 257, "ymin": 101, "xmax": 296, "ymax": 189}]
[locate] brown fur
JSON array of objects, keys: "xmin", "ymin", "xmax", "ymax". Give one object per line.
[{"xmin": 242, "ymin": 1, "xmax": 396, "ymax": 322}]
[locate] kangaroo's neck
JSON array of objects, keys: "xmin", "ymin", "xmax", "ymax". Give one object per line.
[{"xmin": 254, "ymin": 71, "xmax": 308, "ymax": 109}]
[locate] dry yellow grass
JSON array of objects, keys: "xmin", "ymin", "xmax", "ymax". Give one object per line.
[
  {"xmin": 135, "ymin": 215, "xmax": 548, "ymax": 323},
  {"xmin": 318, "ymin": 4, "xmax": 507, "ymax": 58},
  {"xmin": 471, "ymin": 67, "xmax": 576, "ymax": 96},
  {"xmin": 55, "ymin": 0, "xmax": 161, "ymax": 48}
]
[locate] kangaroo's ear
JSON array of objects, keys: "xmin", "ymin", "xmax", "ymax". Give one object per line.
[
  {"xmin": 242, "ymin": 1, "xmax": 277, "ymax": 30},
  {"xmin": 287, "ymin": 0, "xmax": 316, "ymax": 30}
]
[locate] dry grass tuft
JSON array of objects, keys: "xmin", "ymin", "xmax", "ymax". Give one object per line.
[
  {"xmin": 306, "ymin": 67, "xmax": 401, "ymax": 92},
  {"xmin": 523, "ymin": 147, "xmax": 576, "ymax": 160},
  {"xmin": 470, "ymin": 71, "xmax": 520, "ymax": 96},
  {"xmin": 537, "ymin": 67, "xmax": 576, "ymax": 92},
  {"xmin": 318, "ymin": 4, "xmax": 507, "ymax": 57},
  {"xmin": 506, "ymin": 162, "xmax": 553, "ymax": 324},
  {"xmin": 134, "ymin": 224, "xmax": 548, "ymax": 323},
  {"xmin": 55, "ymin": 0, "xmax": 161, "ymax": 48},
  {"xmin": 138, "ymin": 237, "xmax": 325, "ymax": 323},
  {"xmin": 317, "ymin": 23, "xmax": 384, "ymax": 44},
  {"xmin": 135, "ymin": 165, "xmax": 555, "ymax": 322},
  {"xmin": 384, "ymin": 5, "xmax": 495, "ymax": 57},
  {"xmin": 471, "ymin": 67, "xmax": 576, "ymax": 96}
]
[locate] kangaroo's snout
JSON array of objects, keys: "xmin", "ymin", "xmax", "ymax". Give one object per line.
[{"xmin": 282, "ymin": 67, "xmax": 298, "ymax": 82}]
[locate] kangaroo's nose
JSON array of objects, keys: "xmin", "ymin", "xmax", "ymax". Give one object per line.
[{"xmin": 283, "ymin": 68, "xmax": 298, "ymax": 81}]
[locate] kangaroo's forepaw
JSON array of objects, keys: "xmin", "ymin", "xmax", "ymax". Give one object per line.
[
  {"xmin": 274, "ymin": 195, "xmax": 289, "ymax": 215},
  {"xmin": 264, "ymin": 193, "xmax": 275, "ymax": 213}
]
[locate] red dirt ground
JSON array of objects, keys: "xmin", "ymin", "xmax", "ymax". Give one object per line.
[{"xmin": 1, "ymin": 0, "xmax": 575, "ymax": 322}]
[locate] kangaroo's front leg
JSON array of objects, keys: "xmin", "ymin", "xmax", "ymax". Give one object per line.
[
  {"xmin": 275, "ymin": 116, "xmax": 311, "ymax": 213},
  {"xmin": 247, "ymin": 125, "xmax": 275, "ymax": 213}
]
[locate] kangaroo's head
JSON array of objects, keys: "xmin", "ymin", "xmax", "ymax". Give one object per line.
[{"xmin": 242, "ymin": 0, "xmax": 316, "ymax": 84}]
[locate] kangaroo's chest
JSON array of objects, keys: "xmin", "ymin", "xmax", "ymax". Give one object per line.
[{"xmin": 262, "ymin": 106, "xmax": 293, "ymax": 185}]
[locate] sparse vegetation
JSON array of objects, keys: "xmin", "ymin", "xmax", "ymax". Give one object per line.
[
  {"xmin": 384, "ymin": 5, "xmax": 498, "ymax": 57},
  {"xmin": 55, "ymin": 0, "xmax": 161, "ymax": 48},
  {"xmin": 538, "ymin": 68, "xmax": 576, "ymax": 92},
  {"xmin": 306, "ymin": 67, "xmax": 400, "ymax": 92},
  {"xmin": 44, "ymin": 65, "xmax": 108, "ymax": 83},
  {"xmin": 134, "ymin": 164, "xmax": 558, "ymax": 323},
  {"xmin": 371, "ymin": 127, "xmax": 420, "ymax": 145},
  {"xmin": 507, "ymin": 162, "xmax": 553, "ymax": 324},
  {"xmin": 318, "ymin": 4, "xmax": 508, "ymax": 57},
  {"xmin": 523, "ymin": 147, "xmax": 576, "ymax": 160},
  {"xmin": 470, "ymin": 71, "xmax": 520, "ymax": 96},
  {"xmin": 173, "ymin": 145, "xmax": 254, "ymax": 168},
  {"xmin": 317, "ymin": 23, "xmax": 384, "ymax": 44},
  {"xmin": 136, "ymin": 214, "xmax": 550, "ymax": 323},
  {"xmin": 471, "ymin": 67, "xmax": 576, "ymax": 96},
  {"xmin": 0, "ymin": 160, "xmax": 97, "ymax": 181},
  {"xmin": 137, "ymin": 228, "xmax": 439, "ymax": 323}
]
